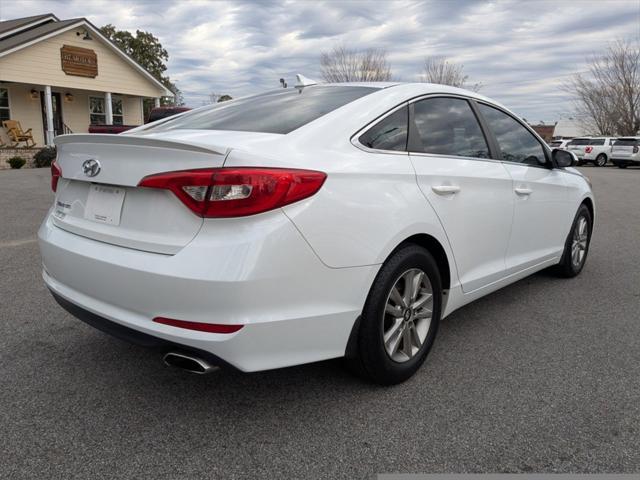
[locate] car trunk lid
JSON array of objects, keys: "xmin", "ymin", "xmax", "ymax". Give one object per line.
[{"xmin": 51, "ymin": 133, "xmax": 232, "ymax": 254}]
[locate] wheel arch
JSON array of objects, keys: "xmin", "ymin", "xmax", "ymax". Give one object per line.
[
  {"xmin": 581, "ymin": 196, "xmax": 595, "ymax": 227},
  {"xmin": 393, "ymin": 233, "xmax": 451, "ymax": 291}
]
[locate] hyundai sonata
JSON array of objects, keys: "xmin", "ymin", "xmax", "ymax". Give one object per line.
[{"xmin": 39, "ymin": 80, "xmax": 594, "ymax": 384}]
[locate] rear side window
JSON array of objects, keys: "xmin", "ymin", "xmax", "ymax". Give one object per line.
[
  {"xmin": 590, "ymin": 139, "xmax": 605, "ymax": 146},
  {"xmin": 411, "ymin": 97, "xmax": 489, "ymax": 158},
  {"xmin": 147, "ymin": 86, "xmax": 378, "ymax": 134},
  {"xmin": 358, "ymin": 106, "xmax": 408, "ymax": 151},
  {"xmin": 614, "ymin": 138, "xmax": 639, "ymax": 146},
  {"xmin": 478, "ymin": 104, "xmax": 546, "ymax": 166}
]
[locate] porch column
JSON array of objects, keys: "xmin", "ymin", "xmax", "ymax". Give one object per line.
[
  {"xmin": 154, "ymin": 97, "xmax": 161, "ymax": 108},
  {"xmin": 105, "ymin": 92, "xmax": 113, "ymax": 125},
  {"xmin": 44, "ymin": 85, "xmax": 54, "ymax": 145}
]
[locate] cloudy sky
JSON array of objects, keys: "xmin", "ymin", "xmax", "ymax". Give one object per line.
[{"xmin": 2, "ymin": 0, "xmax": 639, "ymax": 121}]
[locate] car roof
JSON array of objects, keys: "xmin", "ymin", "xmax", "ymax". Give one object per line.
[{"xmin": 320, "ymin": 81, "xmax": 502, "ymax": 105}]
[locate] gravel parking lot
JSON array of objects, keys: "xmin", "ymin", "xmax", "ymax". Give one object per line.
[{"xmin": 1, "ymin": 166, "xmax": 639, "ymax": 478}]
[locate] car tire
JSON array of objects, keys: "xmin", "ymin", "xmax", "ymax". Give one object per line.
[
  {"xmin": 618, "ymin": 164, "xmax": 627, "ymax": 169},
  {"xmin": 595, "ymin": 154, "xmax": 607, "ymax": 167},
  {"xmin": 348, "ymin": 244, "xmax": 442, "ymax": 385},
  {"xmin": 554, "ymin": 204, "xmax": 592, "ymax": 278}
]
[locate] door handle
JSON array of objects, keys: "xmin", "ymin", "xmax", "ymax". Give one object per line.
[
  {"xmin": 432, "ymin": 185, "xmax": 461, "ymax": 195},
  {"xmin": 514, "ymin": 187, "xmax": 533, "ymax": 196}
]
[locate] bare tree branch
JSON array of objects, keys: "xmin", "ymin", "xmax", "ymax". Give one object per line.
[
  {"xmin": 421, "ymin": 57, "xmax": 482, "ymax": 92},
  {"xmin": 320, "ymin": 45, "xmax": 392, "ymax": 82},
  {"xmin": 565, "ymin": 39, "xmax": 640, "ymax": 136}
]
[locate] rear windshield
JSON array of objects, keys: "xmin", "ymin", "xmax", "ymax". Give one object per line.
[
  {"xmin": 147, "ymin": 86, "xmax": 379, "ymax": 134},
  {"xmin": 568, "ymin": 138, "xmax": 590, "ymax": 146},
  {"xmin": 614, "ymin": 138, "xmax": 639, "ymax": 146}
]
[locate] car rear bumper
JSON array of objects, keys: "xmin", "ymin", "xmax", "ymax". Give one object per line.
[{"xmin": 39, "ymin": 210, "xmax": 377, "ymax": 372}]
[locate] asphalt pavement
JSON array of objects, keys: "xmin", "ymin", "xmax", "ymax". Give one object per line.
[{"xmin": 1, "ymin": 166, "xmax": 639, "ymax": 479}]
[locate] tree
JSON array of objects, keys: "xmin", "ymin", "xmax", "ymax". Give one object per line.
[
  {"xmin": 421, "ymin": 57, "xmax": 481, "ymax": 92},
  {"xmin": 100, "ymin": 24, "xmax": 183, "ymax": 108},
  {"xmin": 565, "ymin": 39, "xmax": 639, "ymax": 136},
  {"xmin": 208, "ymin": 93, "xmax": 233, "ymax": 104},
  {"xmin": 320, "ymin": 45, "xmax": 392, "ymax": 82}
]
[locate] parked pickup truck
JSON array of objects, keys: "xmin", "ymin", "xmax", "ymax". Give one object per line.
[{"xmin": 88, "ymin": 124, "xmax": 137, "ymax": 134}]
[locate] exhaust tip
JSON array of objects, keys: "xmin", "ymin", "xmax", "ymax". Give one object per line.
[{"xmin": 163, "ymin": 352, "xmax": 219, "ymax": 374}]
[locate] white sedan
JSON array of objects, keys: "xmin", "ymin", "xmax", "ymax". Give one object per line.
[{"xmin": 39, "ymin": 81, "xmax": 594, "ymax": 384}]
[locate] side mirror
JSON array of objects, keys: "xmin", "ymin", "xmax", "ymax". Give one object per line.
[{"xmin": 552, "ymin": 148, "xmax": 577, "ymax": 168}]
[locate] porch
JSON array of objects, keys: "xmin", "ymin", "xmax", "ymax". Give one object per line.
[{"xmin": 0, "ymin": 82, "xmax": 161, "ymax": 147}]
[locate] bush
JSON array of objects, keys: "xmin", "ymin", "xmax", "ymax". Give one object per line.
[
  {"xmin": 33, "ymin": 146, "xmax": 56, "ymax": 168},
  {"xmin": 7, "ymin": 156, "xmax": 26, "ymax": 169}
]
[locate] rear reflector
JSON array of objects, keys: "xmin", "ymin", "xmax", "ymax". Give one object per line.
[
  {"xmin": 51, "ymin": 160, "xmax": 62, "ymax": 192},
  {"xmin": 153, "ymin": 317, "xmax": 244, "ymax": 334},
  {"xmin": 138, "ymin": 167, "xmax": 326, "ymax": 218}
]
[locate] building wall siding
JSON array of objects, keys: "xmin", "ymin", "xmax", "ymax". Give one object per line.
[
  {"xmin": 0, "ymin": 83, "xmax": 45, "ymax": 146},
  {"xmin": 0, "ymin": 27, "xmax": 165, "ymax": 98}
]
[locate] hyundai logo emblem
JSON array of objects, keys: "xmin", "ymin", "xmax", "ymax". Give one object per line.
[{"xmin": 82, "ymin": 159, "xmax": 101, "ymax": 177}]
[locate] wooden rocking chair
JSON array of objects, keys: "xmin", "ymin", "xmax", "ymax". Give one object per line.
[{"xmin": 3, "ymin": 120, "xmax": 36, "ymax": 148}]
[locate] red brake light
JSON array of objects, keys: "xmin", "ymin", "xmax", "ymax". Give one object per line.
[
  {"xmin": 138, "ymin": 167, "xmax": 326, "ymax": 218},
  {"xmin": 153, "ymin": 317, "xmax": 244, "ymax": 334},
  {"xmin": 51, "ymin": 161, "xmax": 62, "ymax": 192},
  {"xmin": 585, "ymin": 146, "xmax": 593, "ymax": 153}
]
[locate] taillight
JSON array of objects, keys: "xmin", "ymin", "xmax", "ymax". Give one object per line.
[
  {"xmin": 138, "ymin": 167, "xmax": 327, "ymax": 218},
  {"xmin": 51, "ymin": 161, "xmax": 62, "ymax": 192},
  {"xmin": 585, "ymin": 146, "xmax": 593, "ymax": 153},
  {"xmin": 153, "ymin": 317, "xmax": 244, "ymax": 333}
]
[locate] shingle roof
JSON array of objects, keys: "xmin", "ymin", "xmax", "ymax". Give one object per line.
[
  {"xmin": 0, "ymin": 14, "xmax": 172, "ymax": 96},
  {"xmin": 0, "ymin": 18, "xmax": 82, "ymax": 54},
  {"xmin": 0, "ymin": 13, "xmax": 58, "ymax": 36}
]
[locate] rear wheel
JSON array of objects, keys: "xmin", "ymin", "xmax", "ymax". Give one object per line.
[
  {"xmin": 349, "ymin": 245, "xmax": 442, "ymax": 385},
  {"xmin": 595, "ymin": 154, "xmax": 607, "ymax": 167},
  {"xmin": 554, "ymin": 204, "xmax": 592, "ymax": 277},
  {"xmin": 618, "ymin": 164, "xmax": 628, "ymax": 169}
]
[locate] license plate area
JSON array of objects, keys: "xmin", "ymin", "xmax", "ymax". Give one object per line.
[{"xmin": 84, "ymin": 184, "xmax": 126, "ymax": 226}]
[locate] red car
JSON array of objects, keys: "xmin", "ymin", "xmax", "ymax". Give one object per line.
[{"xmin": 88, "ymin": 107, "xmax": 191, "ymax": 134}]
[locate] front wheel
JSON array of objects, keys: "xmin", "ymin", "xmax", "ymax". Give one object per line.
[
  {"xmin": 554, "ymin": 204, "xmax": 592, "ymax": 277},
  {"xmin": 595, "ymin": 154, "xmax": 607, "ymax": 167},
  {"xmin": 349, "ymin": 245, "xmax": 442, "ymax": 385}
]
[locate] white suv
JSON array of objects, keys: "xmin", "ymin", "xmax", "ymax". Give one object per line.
[
  {"xmin": 548, "ymin": 139, "xmax": 570, "ymax": 150},
  {"xmin": 566, "ymin": 138, "xmax": 591, "ymax": 162},
  {"xmin": 582, "ymin": 137, "xmax": 615, "ymax": 167},
  {"xmin": 611, "ymin": 137, "xmax": 640, "ymax": 168}
]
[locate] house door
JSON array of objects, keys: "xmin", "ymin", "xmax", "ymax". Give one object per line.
[{"xmin": 40, "ymin": 91, "xmax": 63, "ymax": 139}]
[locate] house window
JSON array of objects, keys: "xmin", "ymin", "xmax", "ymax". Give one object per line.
[
  {"xmin": 0, "ymin": 88, "xmax": 10, "ymax": 122},
  {"xmin": 89, "ymin": 96, "xmax": 124, "ymax": 125}
]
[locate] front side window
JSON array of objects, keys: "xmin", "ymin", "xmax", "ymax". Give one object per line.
[
  {"xmin": 478, "ymin": 104, "xmax": 546, "ymax": 166},
  {"xmin": 0, "ymin": 88, "xmax": 10, "ymax": 122},
  {"xmin": 148, "ymin": 86, "xmax": 378, "ymax": 134},
  {"xmin": 90, "ymin": 96, "xmax": 124, "ymax": 125},
  {"xmin": 411, "ymin": 97, "xmax": 489, "ymax": 158},
  {"xmin": 358, "ymin": 105, "xmax": 408, "ymax": 151}
]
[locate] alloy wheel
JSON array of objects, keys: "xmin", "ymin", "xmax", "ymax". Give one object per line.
[
  {"xmin": 571, "ymin": 216, "xmax": 589, "ymax": 268},
  {"xmin": 382, "ymin": 268, "xmax": 433, "ymax": 362}
]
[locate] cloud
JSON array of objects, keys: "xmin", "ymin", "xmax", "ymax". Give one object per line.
[{"xmin": 2, "ymin": 0, "xmax": 639, "ymax": 119}]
